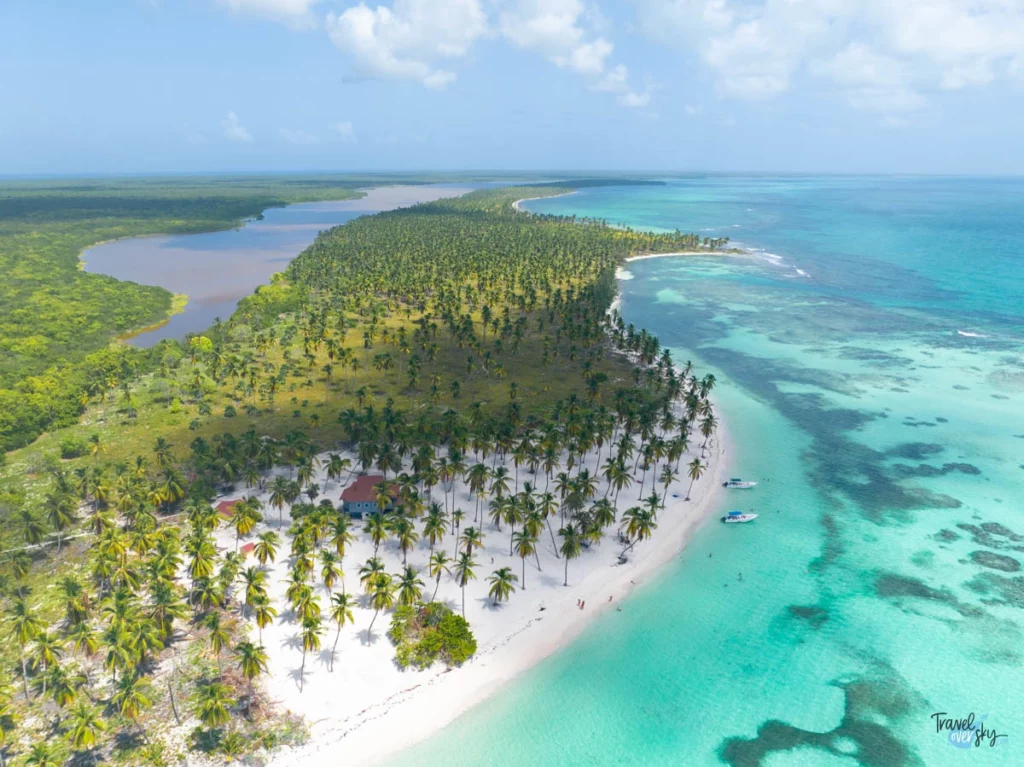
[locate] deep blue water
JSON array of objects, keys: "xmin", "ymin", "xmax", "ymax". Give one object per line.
[{"xmin": 399, "ymin": 177, "xmax": 1024, "ymax": 766}]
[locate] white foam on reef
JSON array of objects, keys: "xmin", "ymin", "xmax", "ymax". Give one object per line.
[{"xmin": 616, "ymin": 267, "xmax": 635, "ymax": 280}]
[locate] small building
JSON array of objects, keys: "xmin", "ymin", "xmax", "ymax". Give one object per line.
[
  {"xmin": 340, "ymin": 475, "xmax": 396, "ymax": 519},
  {"xmin": 240, "ymin": 542, "xmax": 256, "ymax": 559},
  {"xmin": 215, "ymin": 500, "xmax": 240, "ymax": 521}
]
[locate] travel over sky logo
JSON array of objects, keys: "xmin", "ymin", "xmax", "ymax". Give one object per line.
[{"xmin": 932, "ymin": 712, "xmax": 1009, "ymax": 749}]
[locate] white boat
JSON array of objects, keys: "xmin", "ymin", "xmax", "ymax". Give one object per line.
[
  {"xmin": 721, "ymin": 510, "xmax": 758, "ymax": 524},
  {"xmin": 723, "ymin": 478, "xmax": 758, "ymax": 489}
]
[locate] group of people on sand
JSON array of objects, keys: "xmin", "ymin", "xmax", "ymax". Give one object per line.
[{"xmin": 576, "ymin": 598, "xmax": 586, "ymax": 610}]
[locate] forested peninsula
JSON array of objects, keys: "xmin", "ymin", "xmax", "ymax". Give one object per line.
[{"xmin": 0, "ymin": 181, "xmax": 728, "ymax": 765}]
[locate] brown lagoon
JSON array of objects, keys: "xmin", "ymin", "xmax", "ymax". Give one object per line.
[{"xmin": 81, "ymin": 185, "xmax": 474, "ymax": 347}]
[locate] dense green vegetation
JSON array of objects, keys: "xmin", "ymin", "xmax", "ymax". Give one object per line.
[
  {"xmin": 388, "ymin": 602, "xmax": 477, "ymax": 669},
  {"xmin": 0, "ymin": 182, "xmax": 724, "ymax": 764},
  {"xmin": 0, "ymin": 176, "xmax": 392, "ymax": 452}
]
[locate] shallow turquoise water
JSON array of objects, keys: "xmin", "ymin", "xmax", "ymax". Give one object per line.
[{"xmin": 396, "ymin": 177, "xmax": 1024, "ymax": 766}]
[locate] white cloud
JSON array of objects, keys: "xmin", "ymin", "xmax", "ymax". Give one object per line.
[
  {"xmin": 325, "ymin": 0, "xmax": 488, "ymax": 89},
  {"xmin": 279, "ymin": 128, "xmax": 320, "ymax": 144},
  {"xmin": 501, "ymin": 0, "xmax": 649, "ymax": 106},
  {"xmin": 332, "ymin": 121, "xmax": 358, "ymax": 143},
  {"xmin": 591, "ymin": 64, "xmax": 651, "ymax": 107},
  {"xmin": 222, "ymin": 112, "xmax": 253, "ymax": 142},
  {"xmin": 814, "ymin": 43, "xmax": 925, "ymax": 113},
  {"xmin": 634, "ymin": 0, "xmax": 1024, "ymax": 116}
]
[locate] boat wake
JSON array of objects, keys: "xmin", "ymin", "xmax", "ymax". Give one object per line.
[{"xmin": 957, "ymin": 330, "xmax": 988, "ymax": 338}]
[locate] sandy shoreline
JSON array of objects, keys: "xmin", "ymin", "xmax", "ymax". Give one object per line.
[
  {"xmin": 512, "ymin": 191, "xmax": 576, "ymax": 211},
  {"xmin": 232, "ymin": 200, "xmax": 736, "ymax": 767},
  {"xmin": 625, "ymin": 250, "xmax": 724, "ymax": 262},
  {"xmin": 253, "ymin": 416, "xmax": 729, "ymax": 766}
]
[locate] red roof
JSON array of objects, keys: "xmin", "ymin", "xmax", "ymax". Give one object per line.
[
  {"xmin": 341, "ymin": 475, "xmax": 392, "ymax": 503},
  {"xmin": 240, "ymin": 542, "xmax": 256, "ymax": 556},
  {"xmin": 215, "ymin": 500, "xmax": 240, "ymax": 518}
]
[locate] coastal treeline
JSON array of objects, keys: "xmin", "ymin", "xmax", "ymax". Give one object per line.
[{"xmin": 0, "ymin": 185, "xmax": 724, "ymax": 764}]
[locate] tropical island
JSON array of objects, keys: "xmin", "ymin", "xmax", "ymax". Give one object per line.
[{"xmin": 0, "ymin": 180, "xmax": 729, "ymax": 766}]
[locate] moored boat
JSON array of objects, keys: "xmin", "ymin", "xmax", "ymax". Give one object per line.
[
  {"xmin": 723, "ymin": 478, "xmax": 758, "ymax": 489},
  {"xmin": 721, "ymin": 510, "xmax": 758, "ymax": 523}
]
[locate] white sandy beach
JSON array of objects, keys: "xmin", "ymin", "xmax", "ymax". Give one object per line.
[
  {"xmin": 625, "ymin": 251, "xmax": 723, "ymax": 262},
  {"xmin": 512, "ymin": 192, "xmax": 576, "ymax": 211},
  {"xmin": 213, "ymin": 411, "xmax": 729, "ymax": 766}
]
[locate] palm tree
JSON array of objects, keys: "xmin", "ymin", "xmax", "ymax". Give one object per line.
[
  {"xmin": 31, "ymin": 630, "xmax": 63, "ymax": 698},
  {"xmin": 364, "ymin": 512, "xmax": 390, "ymax": 555},
  {"xmin": 558, "ymin": 524, "xmax": 583, "ymax": 587},
  {"xmin": 67, "ymin": 698, "xmax": 107, "ymax": 762},
  {"xmin": 359, "ymin": 557, "xmax": 386, "ymax": 593},
  {"xmin": 366, "ymin": 573, "xmax": 396, "ymax": 637},
  {"xmin": 194, "ymin": 679, "xmax": 234, "ymax": 729},
  {"xmin": 458, "ymin": 526, "xmax": 484, "ymax": 557},
  {"xmin": 511, "ymin": 530, "xmax": 537, "ymax": 588},
  {"xmin": 111, "ymin": 674, "xmax": 153, "ymax": 741},
  {"xmin": 328, "ymin": 593, "xmax": 355, "ymax": 672},
  {"xmin": 320, "ymin": 550, "xmax": 343, "ymax": 597},
  {"xmin": 221, "ymin": 731, "xmax": 246, "ymax": 761},
  {"xmin": 487, "ymin": 568, "xmax": 518, "ymax": 606},
  {"xmin": 8, "ymin": 599, "xmax": 41, "ymax": 700},
  {"xmin": 23, "ymin": 743, "xmax": 63, "ymax": 767},
  {"xmin": 396, "ymin": 565, "xmax": 424, "ymax": 606},
  {"xmin": 393, "ymin": 517, "xmax": 419, "ymax": 566},
  {"xmin": 299, "ymin": 616, "xmax": 323, "ymax": 692},
  {"xmin": 232, "ymin": 501, "xmax": 261, "ymax": 552},
  {"xmin": 204, "ymin": 612, "xmax": 231, "ymax": 673},
  {"xmin": 427, "ymin": 550, "xmax": 451, "ymax": 602},
  {"xmin": 253, "ymin": 531, "xmax": 280, "ymax": 566},
  {"xmin": 686, "ymin": 458, "xmax": 705, "ymax": 500},
  {"xmin": 620, "ymin": 506, "xmax": 657, "ymax": 555},
  {"xmin": 329, "ymin": 515, "xmax": 355, "ymax": 560},
  {"xmin": 234, "ymin": 642, "xmax": 269, "ymax": 718},
  {"xmin": 251, "ymin": 595, "xmax": 278, "ymax": 645},
  {"xmin": 269, "ymin": 475, "xmax": 291, "ymax": 528},
  {"xmin": 422, "ymin": 508, "xmax": 447, "ymax": 552},
  {"xmin": 453, "ymin": 552, "xmax": 477, "ymax": 618}
]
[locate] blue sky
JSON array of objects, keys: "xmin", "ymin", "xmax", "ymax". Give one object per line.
[{"xmin": 2, "ymin": 0, "xmax": 1024, "ymax": 175}]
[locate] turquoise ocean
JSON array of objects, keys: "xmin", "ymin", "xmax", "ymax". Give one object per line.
[{"xmin": 397, "ymin": 177, "xmax": 1024, "ymax": 766}]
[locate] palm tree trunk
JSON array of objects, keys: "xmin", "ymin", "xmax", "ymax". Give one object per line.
[
  {"xmin": 368, "ymin": 608, "xmax": 380, "ymax": 636},
  {"xmin": 546, "ymin": 519, "xmax": 560, "ymax": 559},
  {"xmin": 431, "ymin": 576, "xmax": 441, "ymax": 603},
  {"xmin": 522, "ymin": 557, "xmax": 526, "ymax": 588},
  {"xmin": 563, "ymin": 557, "xmax": 569, "ymax": 587},
  {"xmin": 167, "ymin": 678, "xmax": 182, "ymax": 725},
  {"xmin": 300, "ymin": 650, "xmax": 306, "ymax": 692},
  {"xmin": 20, "ymin": 653, "xmax": 29, "ymax": 701},
  {"xmin": 331, "ymin": 627, "xmax": 341, "ymax": 672}
]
